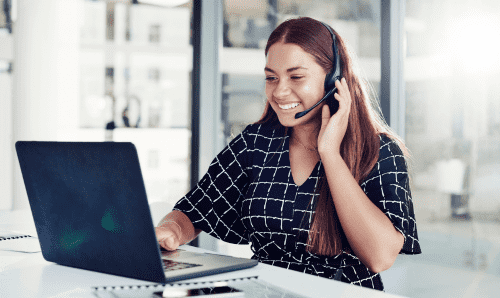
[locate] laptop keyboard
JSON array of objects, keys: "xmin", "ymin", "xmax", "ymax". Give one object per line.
[{"xmin": 162, "ymin": 259, "xmax": 202, "ymax": 272}]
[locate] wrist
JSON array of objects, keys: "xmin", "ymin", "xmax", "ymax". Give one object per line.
[
  {"xmin": 318, "ymin": 148, "xmax": 342, "ymax": 162},
  {"xmin": 320, "ymin": 152, "xmax": 347, "ymax": 171}
]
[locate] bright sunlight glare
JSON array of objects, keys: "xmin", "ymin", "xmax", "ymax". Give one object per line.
[{"xmin": 443, "ymin": 10, "xmax": 500, "ymax": 74}]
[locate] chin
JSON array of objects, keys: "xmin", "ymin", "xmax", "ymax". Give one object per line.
[
  {"xmin": 276, "ymin": 113, "xmax": 314, "ymax": 128},
  {"xmin": 283, "ymin": 111, "xmax": 323, "ymax": 128},
  {"xmin": 277, "ymin": 119, "xmax": 295, "ymax": 128},
  {"xmin": 275, "ymin": 112, "xmax": 298, "ymax": 127}
]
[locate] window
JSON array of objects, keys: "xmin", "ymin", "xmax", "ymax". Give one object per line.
[
  {"xmin": 7, "ymin": 0, "xmax": 193, "ymax": 213},
  {"xmin": 405, "ymin": 0, "xmax": 500, "ymax": 223}
]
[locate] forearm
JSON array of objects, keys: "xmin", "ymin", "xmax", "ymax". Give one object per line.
[
  {"xmin": 158, "ymin": 210, "xmax": 202, "ymax": 245},
  {"xmin": 321, "ymin": 154, "xmax": 404, "ymax": 273}
]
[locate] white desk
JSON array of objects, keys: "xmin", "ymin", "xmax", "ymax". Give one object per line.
[{"xmin": 0, "ymin": 209, "xmax": 403, "ymax": 298}]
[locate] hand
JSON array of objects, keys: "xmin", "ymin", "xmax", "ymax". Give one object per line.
[
  {"xmin": 318, "ymin": 77, "xmax": 352, "ymax": 156},
  {"xmin": 155, "ymin": 223, "xmax": 182, "ymax": 251}
]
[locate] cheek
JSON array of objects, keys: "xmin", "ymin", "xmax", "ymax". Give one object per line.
[
  {"xmin": 265, "ymin": 83, "xmax": 274, "ymax": 95},
  {"xmin": 299, "ymin": 81, "xmax": 323, "ymax": 98},
  {"xmin": 265, "ymin": 87, "xmax": 274, "ymax": 104}
]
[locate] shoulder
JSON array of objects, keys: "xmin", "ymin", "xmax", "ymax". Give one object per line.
[
  {"xmin": 377, "ymin": 134, "xmax": 405, "ymax": 160},
  {"xmin": 241, "ymin": 122, "xmax": 287, "ymax": 143},
  {"xmin": 243, "ymin": 122, "xmax": 286, "ymax": 136},
  {"xmin": 375, "ymin": 134, "xmax": 409, "ymax": 177},
  {"xmin": 225, "ymin": 123, "xmax": 284, "ymax": 151},
  {"xmin": 239, "ymin": 122, "xmax": 287, "ymax": 152},
  {"xmin": 361, "ymin": 134, "xmax": 408, "ymax": 186}
]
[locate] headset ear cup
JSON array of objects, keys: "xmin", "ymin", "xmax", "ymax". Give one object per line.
[
  {"xmin": 328, "ymin": 91, "xmax": 339, "ymax": 114},
  {"xmin": 322, "ymin": 23, "xmax": 341, "ymax": 97},
  {"xmin": 324, "ymin": 72, "xmax": 336, "ymax": 93}
]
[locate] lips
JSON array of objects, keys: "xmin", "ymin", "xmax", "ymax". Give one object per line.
[{"xmin": 278, "ymin": 102, "xmax": 300, "ymax": 110}]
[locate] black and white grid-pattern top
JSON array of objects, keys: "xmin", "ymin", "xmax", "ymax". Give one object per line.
[{"xmin": 173, "ymin": 122, "xmax": 421, "ymax": 291}]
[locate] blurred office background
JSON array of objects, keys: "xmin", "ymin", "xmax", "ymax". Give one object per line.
[{"xmin": 1, "ymin": 0, "xmax": 500, "ymax": 296}]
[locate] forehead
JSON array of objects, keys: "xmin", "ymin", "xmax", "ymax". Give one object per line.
[{"xmin": 265, "ymin": 42, "xmax": 318, "ymax": 69}]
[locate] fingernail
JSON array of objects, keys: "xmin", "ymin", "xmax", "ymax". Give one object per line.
[{"xmin": 167, "ymin": 237, "xmax": 174, "ymax": 247}]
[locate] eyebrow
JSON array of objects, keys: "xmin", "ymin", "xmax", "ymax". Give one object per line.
[{"xmin": 264, "ymin": 66, "xmax": 307, "ymax": 73}]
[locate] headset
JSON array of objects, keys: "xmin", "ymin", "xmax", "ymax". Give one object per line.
[{"xmin": 294, "ymin": 22, "xmax": 342, "ymax": 119}]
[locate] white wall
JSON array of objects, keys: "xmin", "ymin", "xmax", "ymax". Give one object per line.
[
  {"xmin": 12, "ymin": 0, "xmax": 82, "ymax": 210},
  {"xmin": 0, "ymin": 56, "xmax": 13, "ymax": 210}
]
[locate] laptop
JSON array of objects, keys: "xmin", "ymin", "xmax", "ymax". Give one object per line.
[{"xmin": 15, "ymin": 141, "xmax": 257, "ymax": 283}]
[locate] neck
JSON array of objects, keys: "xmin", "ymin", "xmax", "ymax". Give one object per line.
[{"xmin": 291, "ymin": 123, "xmax": 320, "ymax": 150}]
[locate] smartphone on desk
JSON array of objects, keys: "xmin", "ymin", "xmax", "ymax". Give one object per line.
[{"xmin": 155, "ymin": 286, "xmax": 244, "ymax": 297}]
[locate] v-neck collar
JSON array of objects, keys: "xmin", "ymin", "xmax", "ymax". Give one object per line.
[{"xmin": 284, "ymin": 131, "xmax": 322, "ymax": 188}]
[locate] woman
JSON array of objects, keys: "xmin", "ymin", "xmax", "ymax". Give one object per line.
[{"xmin": 155, "ymin": 17, "xmax": 421, "ymax": 291}]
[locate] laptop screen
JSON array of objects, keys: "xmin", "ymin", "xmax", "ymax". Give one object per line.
[{"xmin": 16, "ymin": 141, "xmax": 167, "ymax": 282}]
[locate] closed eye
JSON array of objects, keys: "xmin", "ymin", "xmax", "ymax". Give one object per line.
[{"xmin": 265, "ymin": 76, "xmax": 277, "ymax": 82}]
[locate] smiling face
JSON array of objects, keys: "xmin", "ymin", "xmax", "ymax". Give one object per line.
[{"xmin": 265, "ymin": 42, "xmax": 327, "ymax": 128}]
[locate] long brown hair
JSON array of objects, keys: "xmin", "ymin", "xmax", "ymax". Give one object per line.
[{"xmin": 256, "ymin": 17, "xmax": 408, "ymax": 256}]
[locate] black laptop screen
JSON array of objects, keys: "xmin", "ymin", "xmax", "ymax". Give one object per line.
[{"xmin": 16, "ymin": 141, "xmax": 166, "ymax": 282}]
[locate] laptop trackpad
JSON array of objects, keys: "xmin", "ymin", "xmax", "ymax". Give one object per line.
[{"xmin": 161, "ymin": 249, "xmax": 206, "ymax": 260}]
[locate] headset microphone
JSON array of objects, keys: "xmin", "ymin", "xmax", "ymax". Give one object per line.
[
  {"xmin": 294, "ymin": 87, "xmax": 337, "ymax": 119},
  {"xmin": 295, "ymin": 22, "xmax": 342, "ymax": 119}
]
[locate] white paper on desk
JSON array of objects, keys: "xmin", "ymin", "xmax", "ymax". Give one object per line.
[
  {"xmin": 93, "ymin": 278, "xmax": 308, "ymax": 298},
  {"xmin": 0, "ymin": 237, "xmax": 41, "ymax": 253}
]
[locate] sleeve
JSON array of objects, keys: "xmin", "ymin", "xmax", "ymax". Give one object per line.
[
  {"xmin": 360, "ymin": 136, "xmax": 422, "ymax": 254},
  {"xmin": 172, "ymin": 126, "xmax": 253, "ymax": 244}
]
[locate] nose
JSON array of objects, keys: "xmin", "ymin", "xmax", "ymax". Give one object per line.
[{"xmin": 272, "ymin": 79, "xmax": 291, "ymax": 100}]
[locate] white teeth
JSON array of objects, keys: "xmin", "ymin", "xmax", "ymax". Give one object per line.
[{"xmin": 278, "ymin": 103, "xmax": 300, "ymax": 110}]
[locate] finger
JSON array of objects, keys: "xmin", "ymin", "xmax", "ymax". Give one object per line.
[
  {"xmin": 321, "ymin": 104, "xmax": 330, "ymax": 127},
  {"xmin": 334, "ymin": 92, "xmax": 343, "ymax": 105},
  {"xmin": 170, "ymin": 237, "xmax": 180, "ymax": 250},
  {"xmin": 335, "ymin": 79, "xmax": 342, "ymax": 93},
  {"xmin": 156, "ymin": 226, "xmax": 179, "ymax": 239},
  {"xmin": 334, "ymin": 92, "xmax": 349, "ymax": 119},
  {"xmin": 160, "ymin": 236, "xmax": 179, "ymax": 251},
  {"xmin": 161, "ymin": 241, "xmax": 175, "ymax": 251},
  {"xmin": 156, "ymin": 227, "xmax": 180, "ymax": 250},
  {"xmin": 335, "ymin": 90, "xmax": 350, "ymax": 110},
  {"xmin": 336, "ymin": 77, "xmax": 347, "ymax": 89},
  {"xmin": 338, "ymin": 78, "xmax": 351, "ymax": 101},
  {"xmin": 155, "ymin": 227, "xmax": 169, "ymax": 242}
]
